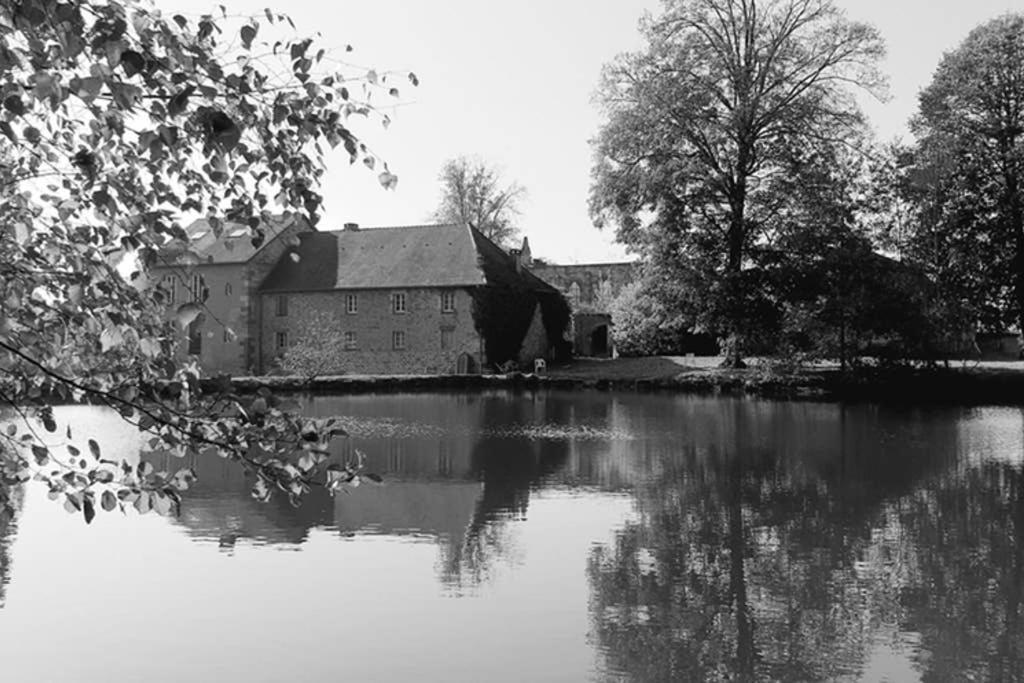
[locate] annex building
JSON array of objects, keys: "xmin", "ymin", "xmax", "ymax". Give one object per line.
[{"xmin": 155, "ymin": 219, "xmax": 568, "ymax": 376}]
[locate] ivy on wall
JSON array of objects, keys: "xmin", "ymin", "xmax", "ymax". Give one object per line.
[{"xmin": 471, "ymin": 286, "xmax": 570, "ymax": 368}]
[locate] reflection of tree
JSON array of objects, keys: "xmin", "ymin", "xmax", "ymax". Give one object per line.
[
  {"xmin": 0, "ymin": 485, "xmax": 23, "ymax": 607},
  {"xmin": 440, "ymin": 395, "xmax": 572, "ymax": 589},
  {"xmin": 899, "ymin": 463, "xmax": 1024, "ymax": 682},
  {"xmin": 587, "ymin": 402, "xmax": 963, "ymax": 682}
]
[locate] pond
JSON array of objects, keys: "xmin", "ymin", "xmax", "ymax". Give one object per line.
[{"xmin": 0, "ymin": 390, "xmax": 1022, "ymax": 682}]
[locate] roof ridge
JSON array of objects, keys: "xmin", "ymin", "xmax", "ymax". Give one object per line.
[{"xmin": 317, "ymin": 222, "xmax": 466, "ymax": 235}]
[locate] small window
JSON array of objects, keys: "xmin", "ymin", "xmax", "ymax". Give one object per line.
[
  {"xmin": 276, "ymin": 294, "xmax": 288, "ymax": 317},
  {"xmin": 441, "ymin": 290, "xmax": 455, "ymax": 313},
  {"xmin": 344, "ymin": 331, "xmax": 357, "ymax": 350},
  {"xmin": 276, "ymin": 331, "xmax": 288, "ymax": 350},
  {"xmin": 162, "ymin": 276, "xmax": 176, "ymax": 305},
  {"xmin": 392, "ymin": 330, "xmax": 406, "ymax": 350},
  {"xmin": 222, "ymin": 328, "xmax": 231, "ymax": 343},
  {"xmin": 225, "ymin": 282, "xmax": 233, "ymax": 296},
  {"xmin": 191, "ymin": 274, "xmax": 203, "ymax": 302},
  {"xmin": 392, "ymin": 292, "xmax": 406, "ymax": 314},
  {"xmin": 346, "ymin": 293, "xmax": 358, "ymax": 314}
]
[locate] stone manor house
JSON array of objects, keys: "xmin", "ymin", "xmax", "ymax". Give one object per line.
[{"xmin": 153, "ymin": 217, "xmax": 629, "ymax": 376}]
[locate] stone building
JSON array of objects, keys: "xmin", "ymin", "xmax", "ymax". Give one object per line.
[
  {"xmin": 522, "ymin": 246, "xmax": 638, "ymax": 358},
  {"xmin": 152, "ymin": 215, "xmax": 313, "ymax": 375},
  {"xmin": 257, "ymin": 223, "xmax": 566, "ymax": 375}
]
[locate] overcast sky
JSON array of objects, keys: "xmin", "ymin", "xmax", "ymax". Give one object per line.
[{"xmin": 177, "ymin": 0, "xmax": 1023, "ymax": 263}]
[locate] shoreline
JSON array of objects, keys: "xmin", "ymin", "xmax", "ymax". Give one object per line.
[{"xmin": 205, "ymin": 360, "xmax": 1024, "ymax": 406}]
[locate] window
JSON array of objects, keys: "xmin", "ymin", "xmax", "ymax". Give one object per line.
[
  {"xmin": 392, "ymin": 291, "xmax": 406, "ymax": 314},
  {"xmin": 392, "ymin": 330, "xmax": 406, "ymax": 350},
  {"xmin": 346, "ymin": 293, "xmax": 358, "ymax": 314},
  {"xmin": 190, "ymin": 274, "xmax": 204, "ymax": 302},
  {"xmin": 276, "ymin": 294, "xmax": 288, "ymax": 317},
  {"xmin": 276, "ymin": 331, "xmax": 288, "ymax": 350},
  {"xmin": 440, "ymin": 328, "xmax": 453, "ymax": 350},
  {"xmin": 225, "ymin": 282, "xmax": 233, "ymax": 296},
  {"xmin": 162, "ymin": 276, "xmax": 176, "ymax": 305},
  {"xmin": 441, "ymin": 290, "xmax": 455, "ymax": 313},
  {"xmin": 344, "ymin": 331, "xmax": 357, "ymax": 350}
]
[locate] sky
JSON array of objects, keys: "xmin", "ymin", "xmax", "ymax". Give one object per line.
[{"xmin": 173, "ymin": 0, "xmax": 1024, "ymax": 264}]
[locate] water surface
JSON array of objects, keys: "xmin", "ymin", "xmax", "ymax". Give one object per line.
[{"xmin": 0, "ymin": 391, "xmax": 1022, "ymax": 682}]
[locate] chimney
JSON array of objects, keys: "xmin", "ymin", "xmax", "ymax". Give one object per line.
[{"xmin": 343, "ymin": 222, "xmax": 360, "ymax": 231}]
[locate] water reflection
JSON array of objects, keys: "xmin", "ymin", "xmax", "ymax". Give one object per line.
[
  {"xmin": 587, "ymin": 401, "xmax": 1024, "ymax": 682},
  {"xmin": 0, "ymin": 486, "xmax": 22, "ymax": 606},
  {"xmin": 3, "ymin": 393, "xmax": 1022, "ymax": 682}
]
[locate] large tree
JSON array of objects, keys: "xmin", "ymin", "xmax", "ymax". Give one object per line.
[
  {"xmin": 0, "ymin": 0, "xmax": 410, "ymax": 520},
  {"xmin": 590, "ymin": 0, "xmax": 886, "ymax": 365},
  {"xmin": 432, "ymin": 156, "xmax": 525, "ymax": 247},
  {"xmin": 909, "ymin": 14, "xmax": 1024, "ymax": 333}
]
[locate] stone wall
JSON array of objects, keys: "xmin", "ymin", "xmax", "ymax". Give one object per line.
[
  {"xmin": 260, "ymin": 287, "xmax": 483, "ymax": 375},
  {"xmin": 246, "ymin": 218, "xmax": 313, "ymax": 372},
  {"xmin": 527, "ymin": 262, "xmax": 637, "ymax": 312}
]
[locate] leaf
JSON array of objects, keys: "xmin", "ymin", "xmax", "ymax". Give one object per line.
[
  {"xmin": 366, "ymin": 69, "xmax": 378, "ymax": 85},
  {"xmin": 388, "ymin": 87, "xmax": 399, "ymax": 98},
  {"xmin": 378, "ymin": 171, "xmax": 398, "ymax": 190},
  {"xmin": 101, "ymin": 490, "xmax": 117, "ymax": 512},
  {"xmin": 240, "ymin": 24, "xmax": 257, "ymax": 49},
  {"xmin": 23, "ymin": 126, "xmax": 40, "ymax": 144},
  {"xmin": 31, "ymin": 444, "xmax": 49, "ymax": 466},
  {"xmin": 88, "ymin": 439, "xmax": 101, "ymax": 459},
  {"xmin": 83, "ymin": 497, "xmax": 95, "ymax": 524},
  {"xmin": 408, "ymin": 72, "xmax": 419, "ymax": 86},
  {"xmin": 100, "ymin": 326, "xmax": 124, "ymax": 352},
  {"xmin": 3, "ymin": 95, "xmax": 24, "ymax": 115},
  {"xmin": 4, "ymin": 424, "xmax": 15, "ymax": 436},
  {"xmin": 289, "ymin": 252, "xmax": 300, "ymax": 263},
  {"xmin": 120, "ymin": 50, "xmax": 145, "ymax": 77},
  {"xmin": 364, "ymin": 472, "xmax": 384, "ymax": 484},
  {"xmin": 167, "ymin": 85, "xmax": 195, "ymax": 117},
  {"xmin": 71, "ymin": 76, "xmax": 104, "ymax": 104},
  {"xmin": 175, "ymin": 302, "xmax": 202, "ymax": 329}
]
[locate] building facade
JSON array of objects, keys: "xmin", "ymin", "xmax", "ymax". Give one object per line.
[
  {"xmin": 256, "ymin": 223, "xmax": 563, "ymax": 375},
  {"xmin": 152, "ymin": 215, "xmax": 313, "ymax": 375}
]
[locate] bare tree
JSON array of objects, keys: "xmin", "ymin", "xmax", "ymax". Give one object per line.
[{"xmin": 433, "ymin": 156, "xmax": 526, "ymax": 247}]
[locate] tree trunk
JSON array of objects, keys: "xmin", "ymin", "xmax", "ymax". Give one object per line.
[{"xmin": 721, "ymin": 183, "xmax": 748, "ymax": 369}]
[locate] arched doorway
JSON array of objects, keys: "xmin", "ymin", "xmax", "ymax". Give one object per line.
[{"xmin": 590, "ymin": 325, "xmax": 609, "ymax": 357}]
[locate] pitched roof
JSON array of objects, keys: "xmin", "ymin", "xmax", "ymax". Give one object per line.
[
  {"xmin": 259, "ymin": 223, "xmax": 558, "ymax": 293},
  {"xmin": 160, "ymin": 215, "xmax": 307, "ymax": 265}
]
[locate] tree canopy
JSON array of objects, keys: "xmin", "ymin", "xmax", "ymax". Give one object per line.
[
  {"xmin": 0, "ymin": 0, "xmax": 411, "ymax": 520},
  {"xmin": 907, "ymin": 13, "xmax": 1024, "ymax": 333},
  {"xmin": 432, "ymin": 156, "xmax": 525, "ymax": 247},
  {"xmin": 590, "ymin": 0, "xmax": 886, "ymax": 364}
]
